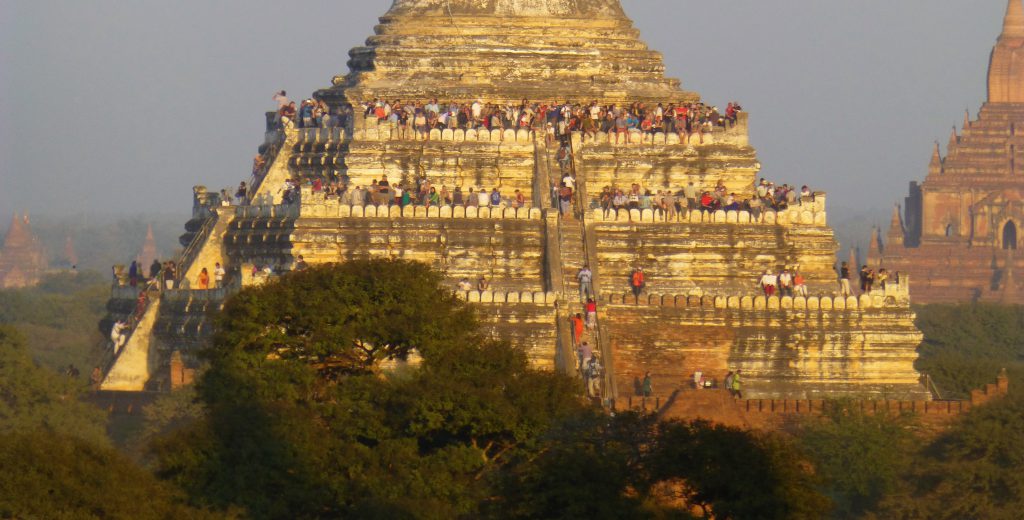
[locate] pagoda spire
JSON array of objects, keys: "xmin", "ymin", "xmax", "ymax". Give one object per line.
[
  {"xmin": 963, "ymin": 108, "xmax": 971, "ymax": 130},
  {"xmin": 948, "ymin": 126, "xmax": 959, "ymax": 152},
  {"xmin": 138, "ymin": 224, "xmax": 158, "ymax": 270},
  {"xmin": 928, "ymin": 142, "xmax": 943, "ymax": 175},
  {"xmin": 887, "ymin": 205, "xmax": 904, "ymax": 248},
  {"xmin": 1003, "ymin": 0, "xmax": 1024, "ymax": 39},
  {"xmin": 868, "ymin": 226, "xmax": 881, "ymax": 259}
]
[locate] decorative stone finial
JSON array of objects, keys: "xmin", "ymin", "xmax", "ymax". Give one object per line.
[
  {"xmin": 929, "ymin": 142, "xmax": 943, "ymax": 175},
  {"xmin": 887, "ymin": 205, "xmax": 904, "ymax": 247}
]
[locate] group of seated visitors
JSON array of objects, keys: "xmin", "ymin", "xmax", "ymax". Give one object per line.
[
  {"xmin": 593, "ymin": 178, "xmax": 815, "ymax": 219},
  {"xmin": 277, "ymin": 174, "xmax": 531, "ymax": 209},
  {"xmin": 758, "ymin": 268, "xmax": 808, "ymax": 297},
  {"xmin": 274, "ymin": 90, "xmax": 352, "ymax": 129},
  {"xmin": 357, "ymin": 97, "xmax": 744, "ymax": 144}
]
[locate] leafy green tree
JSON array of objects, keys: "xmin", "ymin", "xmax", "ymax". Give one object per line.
[
  {"xmin": 0, "ymin": 325, "xmax": 107, "ymax": 446},
  {"xmin": 799, "ymin": 401, "xmax": 916, "ymax": 518},
  {"xmin": 650, "ymin": 420, "xmax": 829, "ymax": 520},
  {"xmin": 207, "ymin": 260, "xmax": 478, "ymax": 384},
  {"xmin": 489, "ymin": 411, "xmax": 661, "ymax": 519},
  {"xmin": 156, "ymin": 260, "xmax": 586, "ymax": 519},
  {"xmin": 0, "ymin": 430, "xmax": 223, "ymax": 520},
  {"xmin": 914, "ymin": 303, "xmax": 1024, "ymax": 398},
  {"xmin": 0, "ymin": 271, "xmax": 108, "ymax": 373},
  {"xmin": 875, "ymin": 391, "xmax": 1024, "ymax": 520}
]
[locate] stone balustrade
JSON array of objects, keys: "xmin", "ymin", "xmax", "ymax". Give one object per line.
[
  {"xmin": 295, "ymin": 126, "xmax": 347, "ymax": 145},
  {"xmin": 233, "ymin": 203, "xmax": 301, "ymax": 219},
  {"xmin": 355, "ymin": 118, "xmax": 746, "ymax": 149},
  {"xmin": 296, "ymin": 193, "xmax": 544, "ymax": 220},
  {"xmin": 605, "ymin": 278, "xmax": 913, "ymax": 311},
  {"xmin": 455, "ymin": 289, "xmax": 560, "ymax": 305},
  {"xmin": 590, "ymin": 197, "xmax": 828, "ymax": 227}
]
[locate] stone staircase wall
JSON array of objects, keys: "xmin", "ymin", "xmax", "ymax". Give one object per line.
[
  {"xmin": 342, "ymin": 129, "xmax": 539, "ymax": 202},
  {"xmin": 604, "ymin": 297, "xmax": 927, "ymax": 401},
  {"xmin": 591, "ymin": 220, "xmax": 838, "ymax": 295}
]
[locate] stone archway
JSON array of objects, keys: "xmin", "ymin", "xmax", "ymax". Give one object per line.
[{"xmin": 1004, "ymin": 220, "xmax": 1018, "ymax": 250}]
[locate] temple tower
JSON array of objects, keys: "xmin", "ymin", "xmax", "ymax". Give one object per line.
[{"xmin": 873, "ymin": 0, "xmax": 1024, "ymax": 303}]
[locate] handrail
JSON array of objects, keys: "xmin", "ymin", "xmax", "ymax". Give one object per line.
[
  {"xmin": 174, "ymin": 214, "xmax": 217, "ymax": 285},
  {"xmin": 102, "ymin": 279, "xmax": 159, "ymax": 374},
  {"xmin": 246, "ymin": 123, "xmax": 287, "ymax": 204}
]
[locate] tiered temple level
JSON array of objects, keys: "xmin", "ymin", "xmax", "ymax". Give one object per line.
[{"xmin": 102, "ymin": 0, "xmax": 929, "ymax": 401}]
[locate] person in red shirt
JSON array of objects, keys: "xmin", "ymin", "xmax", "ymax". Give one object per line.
[
  {"xmin": 585, "ymin": 298, "xmax": 597, "ymax": 329},
  {"xmin": 571, "ymin": 313, "xmax": 585, "ymax": 344},
  {"xmin": 631, "ymin": 267, "xmax": 645, "ymax": 304}
]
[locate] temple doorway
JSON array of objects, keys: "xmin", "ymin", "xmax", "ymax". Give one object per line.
[{"xmin": 1004, "ymin": 220, "xmax": 1018, "ymax": 250}]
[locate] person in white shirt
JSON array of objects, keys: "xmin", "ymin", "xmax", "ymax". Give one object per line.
[
  {"xmin": 760, "ymin": 270, "xmax": 778, "ymax": 297},
  {"xmin": 477, "ymin": 188, "xmax": 490, "ymax": 207},
  {"xmin": 214, "ymin": 263, "xmax": 226, "ymax": 288}
]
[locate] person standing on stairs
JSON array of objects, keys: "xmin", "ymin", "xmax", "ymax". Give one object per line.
[
  {"xmin": 631, "ymin": 267, "xmax": 646, "ymax": 304},
  {"xmin": 585, "ymin": 297, "xmax": 597, "ymax": 330},
  {"xmin": 641, "ymin": 372, "xmax": 653, "ymax": 398},
  {"xmin": 577, "ymin": 265, "xmax": 593, "ymax": 301},
  {"xmin": 571, "ymin": 313, "xmax": 585, "ymax": 346}
]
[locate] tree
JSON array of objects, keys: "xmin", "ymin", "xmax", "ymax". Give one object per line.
[
  {"xmin": 0, "ymin": 430, "xmax": 222, "ymax": 519},
  {"xmin": 875, "ymin": 391, "xmax": 1024, "ymax": 520},
  {"xmin": 0, "ymin": 325, "xmax": 107, "ymax": 446},
  {"xmin": 914, "ymin": 303, "xmax": 1024, "ymax": 398},
  {"xmin": 649, "ymin": 420, "xmax": 829, "ymax": 520},
  {"xmin": 207, "ymin": 260, "xmax": 478, "ymax": 386},
  {"xmin": 799, "ymin": 401, "xmax": 916, "ymax": 518},
  {"xmin": 156, "ymin": 260, "xmax": 586, "ymax": 519}
]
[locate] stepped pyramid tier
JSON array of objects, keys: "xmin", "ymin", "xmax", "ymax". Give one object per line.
[
  {"xmin": 0, "ymin": 212, "xmax": 48, "ymax": 288},
  {"xmin": 103, "ymin": 0, "xmax": 928, "ymax": 401},
  {"xmin": 871, "ymin": 0, "xmax": 1024, "ymax": 304},
  {"xmin": 318, "ymin": 0, "xmax": 694, "ymax": 105}
]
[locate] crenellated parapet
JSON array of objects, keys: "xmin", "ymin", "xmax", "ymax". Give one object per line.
[
  {"xmin": 456, "ymin": 289, "xmax": 560, "ymax": 305},
  {"xmin": 589, "ymin": 195, "xmax": 827, "ymax": 227}
]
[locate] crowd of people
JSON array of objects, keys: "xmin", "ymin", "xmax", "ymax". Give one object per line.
[
  {"xmin": 354, "ymin": 97, "xmax": 743, "ymax": 145},
  {"xmin": 298, "ymin": 174, "xmax": 532, "ymax": 210},
  {"xmin": 593, "ymin": 178, "xmax": 815, "ymax": 220}
]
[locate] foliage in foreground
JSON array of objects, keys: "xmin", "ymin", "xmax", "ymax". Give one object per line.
[
  {"xmin": 0, "ymin": 430, "xmax": 223, "ymax": 520},
  {"xmin": 0, "ymin": 325, "xmax": 107, "ymax": 446},
  {"xmin": 153, "ymin": 260, "xmax": 828, "ymax": 519},
  {"xmin": 914, "ymin": 303, "xmax": 1024, "ymax": 398}
]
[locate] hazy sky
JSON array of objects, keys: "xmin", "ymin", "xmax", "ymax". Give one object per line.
[{"xmin": 0, "ymin": 1, "xmax": 1008, "ymax": 240}]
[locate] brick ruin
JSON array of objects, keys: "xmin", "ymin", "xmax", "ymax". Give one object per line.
[
  {"xmin": 871, "ymin": 0, "xmax": 1024, "ymax": 304},
  {"xmin": 101, "ymin": 0, "xmax": 931, "ymax": 403}
]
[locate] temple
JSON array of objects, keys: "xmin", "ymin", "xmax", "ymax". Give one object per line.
[
  {"xmin": 0, "ymin": 212, "xmax": 48, "ymax": 288},
  {"xmin": 870, "ymin": 0, "xmax": 1024, "ymax": 304},
  {"xmin": 101, "ymin": 0, "xmax": 930, "ymax": 401}
]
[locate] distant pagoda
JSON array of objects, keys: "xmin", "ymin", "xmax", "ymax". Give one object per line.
[
  {"xmin": 0, "ymin": 212, "xmax": 48, "ymax": 288},
  {"xmin": 103, "ymin": 0, "xmax": 929, "ymax": 401},
  {"xmin": 871, "ymin": 0, "xmax": 1024, "ymax": 303}
]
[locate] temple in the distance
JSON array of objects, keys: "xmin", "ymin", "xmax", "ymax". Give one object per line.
[
  {"xmin": 102, "ymin": 0, "xmax": 931, "ymax": 402},
  {"xmin": 871, "ymin": 0, "xmax": 1024, "ymax": 304},
  {"xmin": 0, "ymin": 212, "xmax": 48, "ymax": 288}
]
